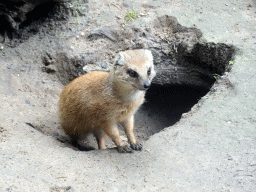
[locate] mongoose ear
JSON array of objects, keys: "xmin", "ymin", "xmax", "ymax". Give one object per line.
[
  {"xmin": 144, "ymin": 50, "xmax": 153, "ymax": 61},
  {"xmin": 113, "ymin": 52, "xmax": 125, "ymax": 68}
]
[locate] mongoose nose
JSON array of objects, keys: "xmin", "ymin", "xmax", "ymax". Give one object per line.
[{"xmin": 144, "ymin": 82, "xmax": 151, "ymax": 89}]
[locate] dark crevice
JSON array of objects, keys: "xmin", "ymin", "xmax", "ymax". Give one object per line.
[
  {"xmin": 0, "ymin": 1, "xmax": 69, "ymax": 43},
  {"xmin": 19, "ymin": 2, "xmax": 58, "ymax": 30},
  {"xmin": 0, "ymin": 1, "xmax": 25, "ymax": 10},
  {"xmin": 0, "ymin": 15, "xmax": 12, "ymax": 38}
]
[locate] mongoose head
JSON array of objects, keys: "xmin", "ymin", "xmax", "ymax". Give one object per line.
[{"xmin": 111, "ymin": 49, "xmax": 156, "ymax": 91}]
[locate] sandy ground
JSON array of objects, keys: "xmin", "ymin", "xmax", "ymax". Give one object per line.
[{"xmin": 0, "ymin": 0, "xmax": 256, "ymax": 191}]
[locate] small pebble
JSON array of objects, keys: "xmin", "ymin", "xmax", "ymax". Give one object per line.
[
  {"xmin": 53, "ymin": 132, "xmax": 59, "ymax": 137},
  {"xmin": 101, "ymin": 63, "xmax": 107, "ymax": 69}
]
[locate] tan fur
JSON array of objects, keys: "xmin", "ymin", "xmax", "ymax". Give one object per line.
[{"xmin": 59, "ymin": 49, "xmax": 155, "ymax": 153}]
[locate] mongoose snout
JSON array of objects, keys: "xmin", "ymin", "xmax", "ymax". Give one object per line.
[{"xmin": 144, "ymin": 81, "xmax": 151, "ymax": 89}]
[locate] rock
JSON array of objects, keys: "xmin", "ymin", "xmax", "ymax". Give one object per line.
[
  {"xmin": 55, "ymin": 53, "xmax": 84, "ymax": 85},
  {"xmin": 83, "ymin": 64, "xmax": 104, "ymax": 73},
  {"xmin": 42, "ymin": 52, "xmax": 54, "ymax": 66},
  {"xmin": 42, "ymin": 66, "xmax": 56, "ymax": 73},
  {"xmin": 53, "ymin": 131, "xmax": 59, "ymax": 137}
]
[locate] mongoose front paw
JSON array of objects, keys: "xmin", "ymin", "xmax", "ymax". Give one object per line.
[
  {"xmin": 130, "ymin": 143, "xmax": 143, "ymax": 151},
  {"xmin": 117, "ymin": 145, "xmax": 133, "ymax": 153}
]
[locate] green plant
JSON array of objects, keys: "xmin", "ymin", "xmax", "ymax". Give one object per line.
[
  {"xmin": 155, "ymin": 61, "xmax": 160, "ymax": 64},
  {"xmin": 69, "ymin": 3, "xmax": 75, "ymax": 9},
  {"xmin": 121, "ymin": 21, "xmax": 126, "ymax": 26},
  {"xmin": 170, "ymin": 52, "xmax": 174, "ymax": 55},
  {"xmin": 69, "ymin": 1, "xmax": 83, "ymax": 16},
  {"xmin": 214, "ymin": 75, "xmax": 218, "ymax": 80},
  {"xmin": 1, "ymin": 42, "xmax": 6, "ymax": 52},
  {"xmin": 229, "ymin": 61, "xmax": 234, "ymax": 65},
  {"xmin": 125, "ymin": 10, "xmax": 138, "ymax": 21}
]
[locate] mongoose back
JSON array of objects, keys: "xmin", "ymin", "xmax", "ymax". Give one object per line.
[{"xmin": 59, "ymin": 49, "xmax": 156, "ymax": 153}]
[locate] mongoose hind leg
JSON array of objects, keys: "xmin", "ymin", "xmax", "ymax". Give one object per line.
[
  {"xmin": 121, "ymin": 115, "xmax": 142, "ymax": 151},
  {"xmin": 93, "ymin": 129, "xmax": 106, "ymax": 149},
  {"xmin": 102, "ymin": 123, "xmax": 133, "ymax": 153},
  {"xmin": 70, "ymin": 134, "xmax": 95, "ymax": 151}
]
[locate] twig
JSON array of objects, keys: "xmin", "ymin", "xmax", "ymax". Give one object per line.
[
  {"xmin": 15, "ymin": 50, "xmax": 23, "ymax": 61},
  {"xmin": 25, "ymin": 122, "xmax": 35, "ymax": 128},
  {"xmin": 111, "ymin": 3, "xmax": 121, "ymax": 10},
  {"xmin": 56, "ymin": 176, "xmax": 67, "ymax": 179},
  {"xmin": 41, "ymin": 166, "xmax": 52, "ymax": 172}
]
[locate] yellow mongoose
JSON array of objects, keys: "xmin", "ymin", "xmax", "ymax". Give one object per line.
[{"xmin": 59, "ymin": 49, "xmax": 156, "ymax": 153}]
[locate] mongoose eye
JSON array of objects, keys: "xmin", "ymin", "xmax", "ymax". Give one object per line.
[
  {"xmin": 127, "ymin": 69, "xmax": 138, "ymax": 78},
  {"xmin": 147, "ymin": 68, "xmax": 151, "ymax": 75}
]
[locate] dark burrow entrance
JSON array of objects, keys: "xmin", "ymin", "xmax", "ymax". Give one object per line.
[{"xmin": 136, "ymin": 84, "xmax": 209, "ymax": 140}]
